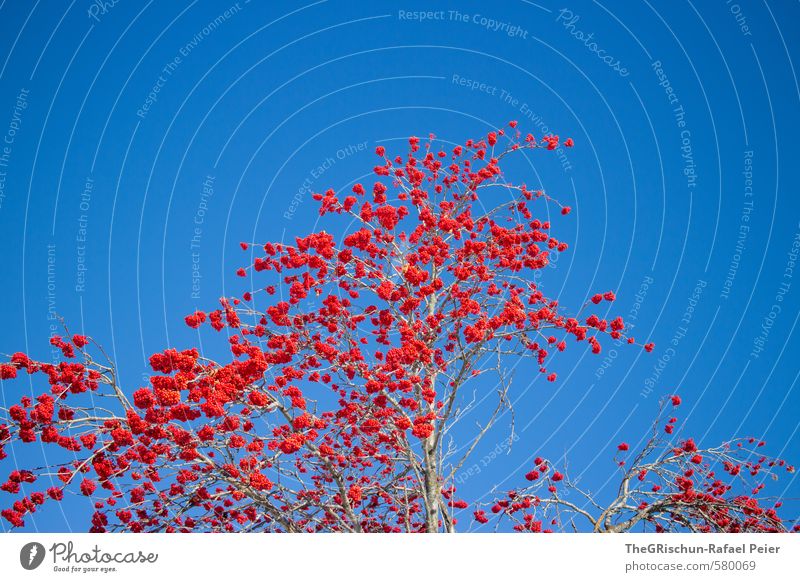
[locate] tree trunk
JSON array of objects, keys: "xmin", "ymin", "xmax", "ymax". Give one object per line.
[{"xmin": 423, "ymin": 433, "xmax": 440, "ymax": 532}]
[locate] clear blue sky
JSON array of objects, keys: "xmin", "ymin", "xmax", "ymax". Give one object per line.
[{"xmin": 0, "ymin": 0, "xmax": 798, "ymax": 531}]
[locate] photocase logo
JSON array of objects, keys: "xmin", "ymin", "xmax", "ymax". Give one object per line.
[{"xmin": 19, "ymin": 542, "xmax": 46, "ymax": 570}]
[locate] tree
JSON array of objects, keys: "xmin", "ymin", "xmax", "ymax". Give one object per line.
[
  {"xmin": 476, "ymin": 397, "xmax": 794, "ymax": 532},
  {"xmin": 0, "ymin": 124, "xmax": 794, "ymax": 532}
]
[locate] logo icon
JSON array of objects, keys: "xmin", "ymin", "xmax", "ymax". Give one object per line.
[{"xmin": 20, "ymin": 542, "xmax": 46, "ymax": 570}]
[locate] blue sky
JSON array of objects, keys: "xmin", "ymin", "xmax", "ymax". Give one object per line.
[{"xmin": 0, "ymin": 0, "xmax": 799, "ymax": 531}]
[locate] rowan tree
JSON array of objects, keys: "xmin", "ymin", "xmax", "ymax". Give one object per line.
[{"xmin": 0, "ymin": 124, "xmax": 794, "ymax": 532}]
